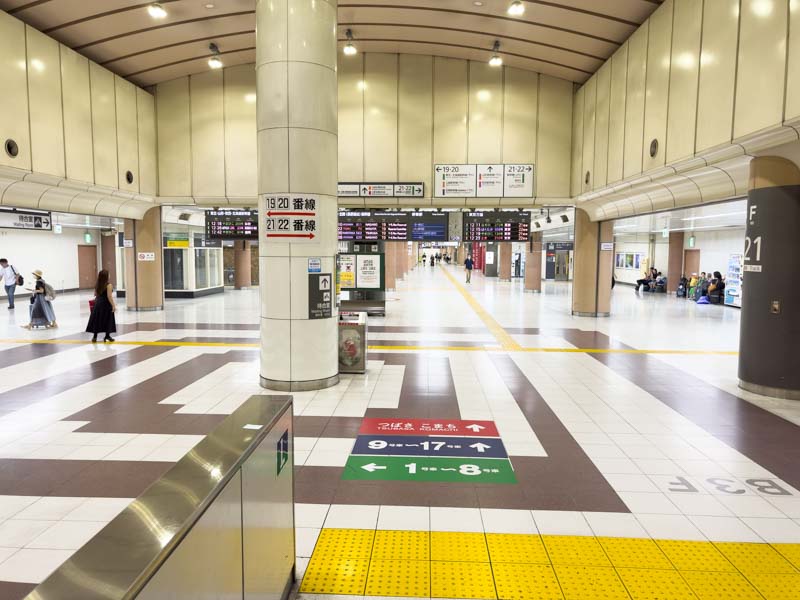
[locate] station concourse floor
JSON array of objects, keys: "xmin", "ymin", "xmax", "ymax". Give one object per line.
[{"xmin": 0, "ymin": 266, "xmax": 799, "ymax": 599}]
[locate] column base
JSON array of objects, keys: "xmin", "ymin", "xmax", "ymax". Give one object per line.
[
  {"xmin": 571, "ymin": 311, "xmax": 610, "ymax": 317},
  {"xmin": 739, "ymin": 380, "xmax": 800, "ymax": 401},
  {"xmin": 234, "ymin": 286, "xmax": 251, "ymax": 290},
  {"xmin": 498, "ymin": 278, "xmax": 511, "ymax": 282},
  {"xmin": 126, "ymin": 306, "xmax": 163, "ymax": 312},
  {"xmin": 261, "ymin": 373, "xmax": 340, "ymax": 392},
  {"xmin": 524, "ymin": 289, "xmax": 541, "ymax": 294}
]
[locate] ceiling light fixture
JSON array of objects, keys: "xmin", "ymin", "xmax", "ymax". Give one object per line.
[
  {"xmin": 507, "ymin": 0, "xmax": 525, "ymax": 17},
  {"xmin": 147, "ymin": 3, "xmax": 168, "ymax": 19},
  {"xmin": 473, "ymin": 1, "xmax": 484, "ymax": 5},
  {"xmin": 204, "ymin": 3, "xmax": 216, "ymax": 8},
  {"xmin": 343, "ymin": 29, "xmax": 357, "ymax": 55},
  {"xmin": 488, "ymin": 40, "xmax": 502, "ymax": 67},
  {"xmin": 208, "ymin": 42, "xmax": 223, "ymax": 69}
]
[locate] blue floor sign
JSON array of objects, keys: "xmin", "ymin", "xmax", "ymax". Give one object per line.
[{"xmin": 351, "ymin": 435, "xmax": 508, "ymax": 458}]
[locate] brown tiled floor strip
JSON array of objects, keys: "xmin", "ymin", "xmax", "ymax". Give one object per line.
[
  {"xmin": 0, "ymin": 581, "xmax": 35, "ymax": 598},
  {"xmin": 561, "ymin": 329, "xmax": 800, "ymax": 492}
]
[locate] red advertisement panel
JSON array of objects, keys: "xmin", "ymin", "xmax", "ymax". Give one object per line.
[{"xmin": 359, "ymin": 418, "xmax": 499, "ymax": 437}]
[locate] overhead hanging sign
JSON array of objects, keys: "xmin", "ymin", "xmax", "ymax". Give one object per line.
[
  {"xmin": 434, "ymin": 164, "xmax": 477, "ymax": 197},
  {"xmin": 262, "ymin": 194, "xmax": 319, "ymax": 242},
  {"xmin": 476, "ymin": 164, "xmax": 504, "ymax": 197},
  {"xmin": 503, "ymin": 164, "xmax": 534, "ymax": 197},
  {"xmin": 0, "ymin": 208, "xmax": 52, "ymax": 231},
  {"xmin": 337, "ymin": 182, "xmax": 424, "ymax": 198}
]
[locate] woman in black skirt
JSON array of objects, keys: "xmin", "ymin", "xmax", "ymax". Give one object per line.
[{"xmin": 86, "ymin": 269, "xmax": 117, "ymax": 342}]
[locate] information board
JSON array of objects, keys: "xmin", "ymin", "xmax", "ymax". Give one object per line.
[
  {"xmin": 262, "ymin": 194, "xmax": 319, "ymax": 242},
  {"xmin": 434, "ymin": 164, "xmax": 477, "ymax": 197},
  {"xmin": 463, "ymin": 211, "xmax": 531, "ymax": 242},
  {"xmin": 503, "ymin": 164, "xmax": 534, "ymax": 197},
  {"xmin": 205, "ymin": 209, "xmax": 258, "ymax": 240},
  {"xmin": 338, "ymin": 211, "xmax": 448, "ymax": 241}
]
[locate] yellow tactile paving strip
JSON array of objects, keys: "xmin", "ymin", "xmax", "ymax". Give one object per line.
[{"xmin": 299, "ymin": 529, "xmax": 800, "ymax": 599}]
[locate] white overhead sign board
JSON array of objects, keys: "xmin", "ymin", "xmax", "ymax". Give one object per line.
[
  {"xmin": 337, "ymin": 183, "xmax": 360, "ymax": 197},
  {"xmin": 434, "ymin": 164, "xmax": 477, "ymax": 197},
  {"xmin": 338, "ymin": 182, "xmax": 424, "ymax": 197},
  {"xmin": 262, "ymin": 194, "xmax": 320, "ymax": 242},
  {"xmin": 503, "ymin": 164, "xmax": 534, "ymax": 197},
  {"xmin": 393, "ymin": 183, "xmax": 424, "ymax": 197},
  {"xmin": 0, "ymin": 209, "xmax": 52, "ymax": 231},
  {"xmin": 476, "ymin": 164, "xmax": 504, "ymax": 197}
]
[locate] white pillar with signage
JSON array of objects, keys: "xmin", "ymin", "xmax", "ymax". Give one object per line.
[{"xmin": 256, "ymin": 0, "xmax": 339, "ymax": 391}]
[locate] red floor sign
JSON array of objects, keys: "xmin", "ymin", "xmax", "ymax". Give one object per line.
[{"xmin": 359, "ymin": 418, "xmax": 499, "ymax": 437}]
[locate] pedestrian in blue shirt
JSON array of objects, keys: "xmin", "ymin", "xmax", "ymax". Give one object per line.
[{"xmin": 464, "ymin": 255, "xmax": 474, "ymax": 283}]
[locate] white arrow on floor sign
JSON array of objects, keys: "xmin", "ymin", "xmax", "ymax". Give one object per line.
[
  {"xmin": 469, "ymin": 442, "xmax": 491, "ymax": 453},
  {"xmin": 361, "ymin": 463, "xmax": 387, "ymax": 472},
  {"xmin": 465, "ymin": 424, "xmax": 485, "ymax": 432}
]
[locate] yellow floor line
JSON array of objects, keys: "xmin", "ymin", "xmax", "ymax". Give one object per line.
[
  {"xmin": 0, "ymin": 338, "xmax": 739, "ymax": 355},
  {"xmin": 439, "ymin": 267, "xmax": 523, "ymax": 351},
  {"xmin": 300, "ymin": 529, "xmax": 800, "ymax": 598}
]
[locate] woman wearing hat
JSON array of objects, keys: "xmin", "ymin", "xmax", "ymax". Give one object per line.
[{"xmin": 24, "ymin": 269, "xmax": 57, "ymax": 329}]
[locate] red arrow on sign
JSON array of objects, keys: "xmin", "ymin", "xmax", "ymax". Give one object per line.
[
  {"xmin": 267, "ymin": 211, "xmax": 316, "ymax": 217},
  {"xmin": 266, "ymin": 233, "xmax": 316, "ymax": 239}
]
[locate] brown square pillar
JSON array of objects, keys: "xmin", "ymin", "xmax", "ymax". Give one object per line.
[
  {"xmin": 571, "ymin": 209, "xmax": 613, "ymax": 317},
  {"xmin": 123, "ymin": 207, "xmax": 164, "ymax": 311}
]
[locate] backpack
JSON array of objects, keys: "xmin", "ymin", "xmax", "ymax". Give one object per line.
[
  {"xmin": 44, "ymin": 282, "xmax": 56, "ymax": 301},
  {"xmin": 10, "ymin": 266, "xmax": 22, "ymax": 286}
]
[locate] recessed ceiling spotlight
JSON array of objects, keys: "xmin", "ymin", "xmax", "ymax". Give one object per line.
[
  {"xmin": 208, "ymin": 42, "xmax": 223, "ymax": 69},
  {"xmin": 473, "ymin": 1, "xmax": 484, "ymax": 5},
  {"xmin": 488, "ymin": 40, "xmax": 503, "ymax": 67},
  {"xmin": 147, "ymin": 3, "xmax": 167, "ymax": 19},
  {"xmin": 507, "ymin": 0, "xmax": 525, "ymax": 16},
  {"xmin": 343, "ymin": 29, "xmax": 357, "ymax": 56},
  {"xmin": 204, "ymin": 3, "xmax": 216, "ymax": 8}
]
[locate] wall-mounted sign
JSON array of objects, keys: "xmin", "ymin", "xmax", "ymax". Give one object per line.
[
  {"xmin": 166, "ymin": 239, "xmax": 189, "ymax": 248},
  {"xmin": 308, "ymin": 258, "xmax": 321, "ymax": 273},
  {"xmin": 356, "ymin": 255, "xmax": 381, "ymax": 289},
  {"xmin": 262, "ymin": 194, "xmax": 319, "ymax": 242},
  {"xmin": 434, "ymin": 164, "xmax": 477, "ymax": 197},
  {"xmin": 308, "ymin": 273, "xmax": 332, "ymax": 319},
  {"xmin": 503, "ymin": 164, "xmax": 534, "ymax": 197},
  {"xmin": 137, "ymin": 252, "xmax": 155, "ymax": 262},
  {"xmin": 339, "ymin": 254, "xmax": 356, "ymax": 289},
  {"xmin": 123, "ymin": 239, "xmax": 134, "ymax": 248},
  {"xmin": 476, "ymin": 164, "xmax": 503, "ymax": 197},
  {"xmin": 600, "ymin": 242, "xmax": 614, "ymax": 251},
  {"xmin": 53, "ymin": 224, "xmax": 62, "ymax": 235},
  {"xmin": 0, "ymin": 208, "xmax": 52, "ymax": 231},
  {"xmin": 337, "ymin": 182, "xmax": 424, "ymax": 197},
  {"xmin": 205, "ymin": 209, "xmax": 258, "ymax": 240}
]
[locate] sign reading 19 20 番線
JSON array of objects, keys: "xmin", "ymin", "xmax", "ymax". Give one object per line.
[{"xmin": 262, "ymin": 194, "xmax": 320, "ymax": 243}]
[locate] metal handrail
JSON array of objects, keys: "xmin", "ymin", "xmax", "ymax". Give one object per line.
[{"xmin": 25, "ymin": 394, "xmax": 292, "ymax": 600}]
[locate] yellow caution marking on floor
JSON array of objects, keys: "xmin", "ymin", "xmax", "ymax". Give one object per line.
[
  {"xmin": 553, "ymin": 565, "xmax": 629, "ymax": 600},
  {"xmin": 301, "ymin": 529, "xmax": 800, "ymax": 600},
  {"xmin": 440, "ymin": 266, "xmax": 523, "ymax": 351},
  {"xmin": 0, "ymin": 338, "xmax": 740, "ymax": 355}
]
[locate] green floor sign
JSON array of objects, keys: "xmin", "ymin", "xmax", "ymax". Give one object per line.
[{"xmin": 343, "ymin": 455, "xmax": 516, "ymax": 483}]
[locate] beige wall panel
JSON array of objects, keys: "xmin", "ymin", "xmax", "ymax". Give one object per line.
[
  {"xmin": 190, "ymin": 70, "xmax": 225, "ymax": 197},
  {"xmin": 136, "ymin": 88, "xmax": 156, "ymax": 196},
  {"xmin": 224, "ymin": 65, "xmax": 257, "ymax": 197},
  {"xmin": 570, "ymin": 86, "xmax": 584, "ymax": 196},
  {"xmin": 607, "ymin": 44, "xmax": 628, "ymax": 184},
  {"xmin": 787, "ymin": 0, "xmax": 800, "ymax": 120},
  {"xmin": 60, "ymin": 46, "xmax": 93, "ymax": 183},
  {"xmin": 624, "ymin": 24, "xmax": 649, "ymax": 179},
  {"xmin": 398, "ymin": 54, "xmax": 433, "ymax": 191},
  {"xmin": 593, "ymin": 62, "xmax": 611, "ymax": 189},
  {"xmin": 642, "ymin": 1, "xmax": 673, "ymax": 172},
  {"xmin": 364, "ymin": 53, "xmax": 398, "ymax": 181},
  {"xmin": 734, "ymin": 0, "xmax": 788, "ymax": 139},
  {"xmin": 536, "ymin": 75, "xmax": 572, "ymax": 197},
  {"xmin": 467, "ymin": 61, "xmax": 502, "ymax": 164},
  {"xmin": 156, "ymin": 76, "xmax": 191, "ymax": 196},
  {"xmin": 338, "ymin": 54, "xmax": 364, "ymax": 182},
  {"xmin": 26, "ymin": 26, "xmax": 65, "ymax": 178},
  {"xmin": 433, "ymin": 57, "xmax": 468, "ymax": 164},
  {"xmin": 666, "ymin": 0, "xmax": 702, "ymax": 163},
  {"xmin": 581, "ymin": 76, "xmax": 597, "ymax": 193},
  {"xmin": 696, "ymin": 0, "xmax": 739, "ymax": 151},
  {"xmin": 114, "ymin": 76, "xmax": 139, "ymax": 192},
  {"xmin": 0, "ymin": 13, "xmax": 30, "ymax": 170},
  {"xmin": 502, "ymin": 67, "xmax": 538, "ymax": 164},
  {"xmin": 89, "ymin": 63, "xmax": 118, "ymax": 188}
]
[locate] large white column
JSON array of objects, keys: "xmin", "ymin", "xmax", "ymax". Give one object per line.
[{"xmin": 257, "ymin": 0, "xmax": 339, "ymax": 391}]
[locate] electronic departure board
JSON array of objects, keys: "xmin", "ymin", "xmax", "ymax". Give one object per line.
[
  {"xmin": 338, "ymin": 211, "xmax": 448, "ymax": 241},
  {"xmin": 462, "ymin": 211, "xmax": 531, "ymax": 242},
  {"xmin": 205, "ymin": 209, "xmax": 258, "ymax": 240}
]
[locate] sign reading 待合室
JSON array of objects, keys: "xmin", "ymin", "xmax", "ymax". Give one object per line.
[{"xmin": 0, "ymin": 208, "xmax": 52, "ymax": 231}]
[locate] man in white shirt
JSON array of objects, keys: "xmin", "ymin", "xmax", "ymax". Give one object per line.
[{"xmin": 0, "ymin": 258, "xmax": 19, "ymax": 309}]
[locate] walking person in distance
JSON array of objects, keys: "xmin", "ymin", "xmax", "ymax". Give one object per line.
[
  {"xmin": 464, "ymin": 255, "xmax": 474, "ymax": 283},
  {"xmin": 0, "ymin": 258, "xmax": 21, "ymax": 309},
  {"xmin": 86, "ymin": 269, "xmax": 117, "ymax": 342},
  {"xmin": 24, "ymin": 270, "xmax": 57, "ymax": 329}
]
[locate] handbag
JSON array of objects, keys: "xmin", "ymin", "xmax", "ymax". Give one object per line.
[
  {"xmin": 88, "ymin": 299, "xmax": 96, "ymax": 311},
  {"xmin": 11, "ymin": 266, "xmax": 22, "ymax": 286}
]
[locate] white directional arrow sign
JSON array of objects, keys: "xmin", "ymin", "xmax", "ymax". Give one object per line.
[
  {"xmin": 361, "ymin": 463, "xmax": 387, "ymax": 472},
  {"xmin": 465, "ymin": 424, "xmax": 485, "ymax": 432},
  {"xmin": 469, "ymin": 442, "xmax": 491, "ymax": 453}
]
